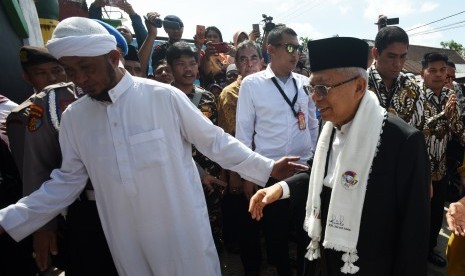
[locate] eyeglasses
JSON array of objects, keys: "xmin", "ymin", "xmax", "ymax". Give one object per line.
[
  {"xmin": 306, "ymin": 76, "xmax": 359, "ymax": 99},
  {"xmin": 273, "ymin": 43, "xmax": 302, "ymax": 54},
  {"xmin": 238, "ymin": 56, "xmax": 260, "ymax": 65}
]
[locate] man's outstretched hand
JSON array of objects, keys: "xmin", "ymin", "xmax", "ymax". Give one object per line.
[
  {"xmin": 249, "ymin": 183, "xmax": 284, "ymax": 221},
  {"xmin": 271, "ymin": 156, "xmax": 308, "ymax": 180},
  {"xmin": 447, "ymin": 198, "xmax": 465, "ymax": 236}
]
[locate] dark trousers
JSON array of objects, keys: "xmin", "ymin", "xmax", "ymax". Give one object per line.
[
  {"xmin": 65, "ymin": 198, "xmax": 118, "ymax": 276},
  {"xmin": 222, "ymin": 193, "xmax": 243, "ymax": 246},
  {"xmin": 0, "ymin": 235, "xmax": 39, "ymax": 276},
  {"xmin": 429, "ymin": 178, "xmax": 447, "ymax": 251},
  {"xmin": 239, "ymin": 178, "xmax": 295, "ymax": 276}
]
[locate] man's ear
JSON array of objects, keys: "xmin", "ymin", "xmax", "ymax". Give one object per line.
[
  {"xmin": 372, "ymin": 47, "xmax": 379, "ymax": 60},
  {"xmin": 108, "ymin": 50, "xmax": 122, "ymax": 67},
  {"xmin": 355, "ymin": 77, "xmax": 367, "ymax": 97},
  {"xmin": 266, "ymin": 44, "xmax": 274, "ymax": 56}
]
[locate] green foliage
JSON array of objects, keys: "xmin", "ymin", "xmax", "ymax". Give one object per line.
[
  {"xmin": 299, "ymin": 37, "xmax": 311, "ymax": 52},
  {"xmin": 440, "ymin": 40, "xmax": 465, "ymax": 59}
]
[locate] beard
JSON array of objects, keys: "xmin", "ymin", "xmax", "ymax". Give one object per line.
[{"xmin": 87, "ymin": 58, "xmax": 118, "ymax": 102}]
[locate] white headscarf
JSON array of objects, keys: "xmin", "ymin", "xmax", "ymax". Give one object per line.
[{"xmin": 46, "ymin": 17, "xmax": 116, "ymax": 59}]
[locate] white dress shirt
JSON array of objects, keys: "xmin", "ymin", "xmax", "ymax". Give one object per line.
[
  {"xmin": 0, "ymin": 73, "xmax": 274, "ymax": 276},
  {"xmin": 236, "ymin": 65, "xmax": 319, "ymax": 166}
]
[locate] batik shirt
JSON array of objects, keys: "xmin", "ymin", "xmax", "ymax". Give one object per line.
[
  {"xmin": 217, "ymin": 77, "xmax": 242, "ymax": 136},
  {"xmin": 421, "ymin": 82, "xmax": 465, "ymax": 181},
  {"xmin": 452, "ymin": 81, "xmax": 465, "ymax": 120},
  {"xmin": 187, "ymin": 86, "xmax": 221, "ymax": 176},
  {"xmin": 368, "ymin": 64, "xmax": 426, "ymax": 130}
]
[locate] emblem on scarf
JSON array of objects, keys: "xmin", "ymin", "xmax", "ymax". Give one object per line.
[{"xmin": 341, "ymin": 171, "xmax": 358, "ymax": 190}]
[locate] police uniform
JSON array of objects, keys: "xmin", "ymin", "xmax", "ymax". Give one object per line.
[
  {"xmin": 6, "ymin": 94, "xmax": 37, "ymax": 177},
  {"xmin": 23, "ymin": 82, "xmax": 118, "ymax": 275},
  {"xmin": 7, "ymin": 46, "xmax": 59, "ymax": 179},
  {"xmin": 2, "ymin": 46, "xmax": 57, "ymax": 275}
]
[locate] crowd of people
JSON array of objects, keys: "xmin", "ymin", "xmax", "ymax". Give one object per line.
[{"xmin": 0, "ymin": 1, "xmax": 465, "ymax": 276}]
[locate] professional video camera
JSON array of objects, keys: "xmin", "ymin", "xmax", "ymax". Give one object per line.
[
  {"xmin": 262, "ymin": 14, "xmax": 275, "ymax": 32},
  {"xmin": 375, "ymin": 15, "xmax": 399, "ymax": 31}
]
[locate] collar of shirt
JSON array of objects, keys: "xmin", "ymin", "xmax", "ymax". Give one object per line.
[
  {"xmin": 369, "ymin": 63, "xmax": 403, "ymax": 93},
  {"xmin": 108, "ymin": 72, "xmax": 134, "ymax": 103},
  {"xmin": 263, "ymin": 64, "xmax": 295, "ymax": 84},
  {"xmin": 420, "ymin": 81, "xmax": 451, "ymax": 103}
]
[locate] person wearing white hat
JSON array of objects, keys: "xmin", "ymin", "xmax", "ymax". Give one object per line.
[{"xmin": 0, "ymin": 17, "xmax": 306, "ymax": 276}]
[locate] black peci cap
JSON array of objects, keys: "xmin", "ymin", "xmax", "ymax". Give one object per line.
[{"xmin": 308, "ymin": 37, "xmax": 368, "ymax": 72}]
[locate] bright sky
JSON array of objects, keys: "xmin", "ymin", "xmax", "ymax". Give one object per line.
[{"xmin": 94, "ymin": 0, "xmax": 465, "ymax": 48}]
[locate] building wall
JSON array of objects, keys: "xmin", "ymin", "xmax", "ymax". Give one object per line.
[{"xmin": 0, "ymin": 5, "xmax": 32, "ymax": 104}]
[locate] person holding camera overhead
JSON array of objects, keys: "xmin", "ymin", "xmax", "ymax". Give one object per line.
[
  {"xmin": 197, "ymin": 26, "xmax": 233, "ymax": 90},
  {"xmin": 136, "ymin": 13, "xmax": 184, "ymax": 78}
]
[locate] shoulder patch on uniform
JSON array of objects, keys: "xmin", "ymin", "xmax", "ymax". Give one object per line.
[{"xmin": 28, "ymin": 104, "xmax": 44, "ymax": 132}]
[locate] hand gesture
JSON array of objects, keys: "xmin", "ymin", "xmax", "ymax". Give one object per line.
[
  {"xmin": 248, "ymin": 183, "xmax": 283, "ymax": 221},
  {"xmin": 445, "ymin": 93, "xmax": 456, "ymax": 119},
  {"xmin": 447, "ymin": 198, "xmax": 465, "ymax": 236},
  {"xmin": 116, "ymin": 1, "xmax": 136, "ymax": 15},
  {"xmin": 144, "ymin": 12, "xmax": 160, "ymax": 36},
  {"xmin": 32, "ymin": 230, "xmax": 58, "ymax": 271},
  {"xmin": 204, "ymin": 41, "xmax": 218, "ymax": 57},
  {"xmin": 249, "ymin": 30, "xmax": 261, "ymax": 41},
  {"xmin": 194, "ymin": 34, "xmax": 205, "ymax": 50},
  {"xmin": 271, "ymin": 156, "xmax": 308, "ymax": 180}
]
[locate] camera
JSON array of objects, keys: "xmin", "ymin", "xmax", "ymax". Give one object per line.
[
  {"xmin": 144, "ymin": 15, "xmax": 162, "ymax": 28},
  {"xmin": 262, "ymin": 14, "xmax": 275, "ymax": 32},
  {"xmin": 144, "ymin": 16, "xmax": 181, "ymax": 29},
  {"xmin": 375, "ymin": 15, "xmax": 399, "ymax": 30}
]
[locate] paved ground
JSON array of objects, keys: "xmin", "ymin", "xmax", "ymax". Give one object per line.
[
  {"xmin": 52, "ymin": 207, "xmax": 451, "ymax": 276},
  {"xmin": 219, "ymin": 207, "xmax": 451, "ymax": 276}
]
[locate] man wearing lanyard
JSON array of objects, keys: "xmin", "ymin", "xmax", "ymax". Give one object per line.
[
  {"xmin": 236, "ymin": 26, "xmax": 318, "ymax": 276},
  {"xmin": 367, "ymin": 26, "xmax": 427, "ymax": 130}
]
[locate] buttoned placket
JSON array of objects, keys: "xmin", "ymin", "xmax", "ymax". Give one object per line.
[{"xmin": 107, "ymin": 89, "xmax": 137, "ymax": 196}]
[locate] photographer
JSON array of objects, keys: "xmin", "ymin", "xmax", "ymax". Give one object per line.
[
  {"xmin": 137, "ymin": 14, "xmax": 184, "ymax": 78},
  {"xmin": 198, "ymin": 26, "xmax": 233, "ymax": 90}
]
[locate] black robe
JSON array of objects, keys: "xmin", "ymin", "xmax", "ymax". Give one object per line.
[{"xmin": 286, "ymin": 114, "xmax": 431, "ymax": 276}]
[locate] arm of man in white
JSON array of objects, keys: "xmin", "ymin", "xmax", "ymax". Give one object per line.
[
  {"xmin": 0, "ymin": 113, "xmax": 88, "ymax": 241},
  {"xmin": 172, "ymin": 89, "xmax": 273, "ymax": 187}
]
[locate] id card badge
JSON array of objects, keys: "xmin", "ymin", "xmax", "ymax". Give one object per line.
[{"xmin": 297, "ymin": 111, "xmax": 306, "ymax": 130}]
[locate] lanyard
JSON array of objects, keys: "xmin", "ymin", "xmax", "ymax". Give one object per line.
[{"xmin": 271, "ymin": 77, "xmax": 299, "ymax": 117}]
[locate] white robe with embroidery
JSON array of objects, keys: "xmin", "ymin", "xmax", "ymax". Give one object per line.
[{"xmin": 0, "ymin": 74, "xmax": 273, "ymax": 276}]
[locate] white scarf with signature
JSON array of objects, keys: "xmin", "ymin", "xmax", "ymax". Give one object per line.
[{"xmin": 304, "ymin": 90, "xmax": 386, "ymax": 274}]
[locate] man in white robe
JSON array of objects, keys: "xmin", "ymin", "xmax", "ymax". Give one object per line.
[{"xmin": 0, "ymin": 17, "xmax": 305, "ymax": 276}]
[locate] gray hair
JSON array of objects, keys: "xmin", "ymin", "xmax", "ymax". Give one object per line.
[{"xmin": 334, "ymin": 67, "xmax": 368, "ymax": 82}]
